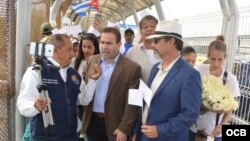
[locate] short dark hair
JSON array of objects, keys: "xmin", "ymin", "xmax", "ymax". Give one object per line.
[
  {"xmin": 101, "ymin": 27, "xmax": 121, "ymax": 43},
  {"xmin": 124, "ymin": 28, "xmax": 134, "ymax": 35},
  {"xmin": 175, "ymin": 38, "xmax": 183, "ymax": 51},
  {"xmin": 139, "ymin": 15, "xmax": 158, "ymax": 30},
  {"xmin": 181, "ymin": 46, "xmax": 196, "ymax": 55}
]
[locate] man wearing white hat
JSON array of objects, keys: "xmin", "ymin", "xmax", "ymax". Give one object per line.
[{"xmin": 134, "ymin": 20, "xmax": 202, "ymax": 141}]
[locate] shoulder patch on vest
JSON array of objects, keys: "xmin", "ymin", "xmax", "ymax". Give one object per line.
[{"xmin": 71, "ymin": 75, "xmax": 80, "ymax": 85}]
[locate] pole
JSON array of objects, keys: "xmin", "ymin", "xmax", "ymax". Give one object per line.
[{"xmin": 15, "ymin": 0, "xmax": 32, "ymax": 140}]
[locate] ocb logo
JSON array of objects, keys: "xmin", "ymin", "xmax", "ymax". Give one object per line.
[
  {"xmin": 222, "ymin": 125, "xmax": 249, "ymax": 140},
  {"xmin": 226, "ymin": 129, "xmax": 246, "ymax": 136}
]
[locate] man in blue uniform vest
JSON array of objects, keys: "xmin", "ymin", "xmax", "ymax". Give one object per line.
[{"xmin": 17, "ymin": 34, "xmax": 101, "ymax": 141}]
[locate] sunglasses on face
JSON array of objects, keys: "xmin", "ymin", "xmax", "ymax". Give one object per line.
[
  {"xmin": 153, "ymin": 38, "xmax": 165, "ymax": 44},
  {"xmin": 153, "ymin": 37, "xmax": 172, "ymax": 44}
]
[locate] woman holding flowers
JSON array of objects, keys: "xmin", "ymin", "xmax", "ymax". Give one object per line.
[{"xmin": 189, "ymin": 40, "xmax": 241, "ymax": 141}]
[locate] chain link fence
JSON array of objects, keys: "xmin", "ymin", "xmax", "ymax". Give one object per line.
[
  {"xmin": 180, "ymin": 3, "xmax": 250, "ymax": 125},
  {"xmin": 0, "ymin": 0, "xmax": 50, "ymax": 140},
  {"xmin": 31, "ymin": 0, "xmax": 50, "ymax": 42},
  {"xmin": 0, "ymin": 0, "xmax": 16, "ymax": 140}
]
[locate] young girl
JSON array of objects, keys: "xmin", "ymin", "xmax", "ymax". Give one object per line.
[
  {"xmin": 71, "ymin": 33, "xmax": 100, "ymax": 141},
  {"xmin": 73, "ymin": 33, "xmax": 100, "ymax": 79},
  {"xmin": 189, "ymin": 40, "xmax": 241, "ymax": 141}
]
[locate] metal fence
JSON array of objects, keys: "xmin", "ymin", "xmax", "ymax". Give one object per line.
[
  {"xmin": 0, "ymin": 0, "xmax": 50, "ymax": 140},
  {"xmin": 31, "ymin": 0, "xmax": 50, "ymax": 42},
  {"xmin": 180, "ymin": 3, "xmax": 250, "ymax": 125},
  {"xmin": 231, "ymin": 2, "xmax": 250, "ymax": 125},
  {"xmin": 0, "ymin": 0, "xmax": 16, "ymax": 140}
]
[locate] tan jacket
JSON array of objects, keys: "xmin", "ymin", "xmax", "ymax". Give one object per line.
[{"xmin": 81, "ymin": 54, "xmax": 142, "ymax": 140}]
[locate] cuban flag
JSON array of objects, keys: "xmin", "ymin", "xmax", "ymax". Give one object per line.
[
  {"xmin": 71, "ymin": 0, "xmax": 99, "ymax": 17},
  {"xmin": 89, "ymin": 0, "xmax": 99, "ymax": 11},
  {"xmin": 71, "ymin": 0, "xmax": 91, "ymax": 17}
]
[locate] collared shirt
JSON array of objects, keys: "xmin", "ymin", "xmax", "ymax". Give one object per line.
[
  {"xmin": 48, "ymin": 58, "xmax": 69, "ymax": 82},
  {"xmin": 126, "ymin": 42, "xmax": 161, "ymax": 82},
  {"xmin": 93, "ymin": 53, "xmax": 120, "ymax": 113},
  {"xmin": 17, "ymin": 58, "xmax": 98, "ymax": 117},
  {"xmin": 150, "ymin": 56, "xmax": 181, "ymax": 93},
  {"xmin": 142, "ymin": 56, "xmax": 180, "ymax": 123}
]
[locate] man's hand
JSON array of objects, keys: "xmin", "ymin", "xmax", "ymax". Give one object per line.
[
  {"xmin": 141, "ymin": 124, "xmax": 158, "ymax": 138},
  {"xmin": 93, "ymin": 17, "xmax": 105, "ymax": 33},
  {"xmin": 90, "ymin": 64, "xmax": 102, "ymax": 80},
  {"xmin": 113, "ymin": 129, "xmax": 127, "ymax": 141},
  {"xmin": 34, "ymin": 96, "xmax": 48, "ymax": 111}
]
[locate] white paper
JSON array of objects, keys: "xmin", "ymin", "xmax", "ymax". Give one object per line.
[
  {"xmin": 139, "ymin": 79, "xmax": 153, "ymax": 106},
  {"xmin": 128, "ymin": 89, "xmax": 143, "ymax": 107},
  {"xmin": 66, "ymin": 25, "xmax": 82, "ymax": 38},
  {"xmin": 62, "ymin": 16, "xmax": 71, "ymax": 25},
  {"xmin": 52, "ymin": 27, "xmax": 67, "ymax": 35}
]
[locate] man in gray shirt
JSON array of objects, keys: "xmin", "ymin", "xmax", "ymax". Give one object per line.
[{"xmin": 126, "ymin": 15, "xmax": 161, "ymax": 82}]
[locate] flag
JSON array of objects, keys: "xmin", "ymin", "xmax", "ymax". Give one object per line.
[
  {"xmin": 71, "ymin": 0, "xmax": 91, "ymax": 17},
  {"xmin": 89, "ymin": 0, "xmax": 99, "ymax": 11},
  {"xmin": 71, "ymin": 0, "xmax": 99, "ymax": 17}
]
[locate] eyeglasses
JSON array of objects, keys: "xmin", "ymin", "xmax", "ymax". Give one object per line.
[
  {"xmin": 153, "ymin": 37, "xmax": 172, "ymax": 44},
  {"xmin": 153, "ymin": 38, "xmax": 164, "ymax": 44}
]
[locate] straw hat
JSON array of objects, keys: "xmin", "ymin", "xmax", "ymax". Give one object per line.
[{"xmin": 146, "ymin": 20, "xmax": 183, "ymax": 41}]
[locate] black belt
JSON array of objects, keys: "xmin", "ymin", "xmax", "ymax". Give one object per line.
[{"xmin": 93, "ymin": 112, "xmax": 105, "ymax": 119}]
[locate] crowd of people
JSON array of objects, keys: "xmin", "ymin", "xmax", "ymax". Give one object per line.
[{"xmin": 16, "ymin": 15, "xmax": 241, "ymax": 141}]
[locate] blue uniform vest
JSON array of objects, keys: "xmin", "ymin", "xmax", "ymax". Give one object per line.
[{"xmin": 30, "ymin": 60, "xmax": 81, "ymax": 141}]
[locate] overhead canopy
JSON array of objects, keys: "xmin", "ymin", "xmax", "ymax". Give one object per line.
[
  {"xmin": 62, "ymin": 0, "xmax": 161, "ymax": 31},
  {"xmin": 98, "ymin": 0, "xmax": 156, "ymax": 22}
]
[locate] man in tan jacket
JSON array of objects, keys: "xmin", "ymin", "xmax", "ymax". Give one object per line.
[{"xmin": 82, "ymin": 27, "xmax": 142, "ymax": 141}]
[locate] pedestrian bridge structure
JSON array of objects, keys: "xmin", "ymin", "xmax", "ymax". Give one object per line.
[{"xmin": 0, "ymin": 0, "xmax": 249, "ymax": 140}]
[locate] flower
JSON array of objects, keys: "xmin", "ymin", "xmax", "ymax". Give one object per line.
[{"xmin": 201, "ymin": 75, "xmax": 238, "ymax": 113}]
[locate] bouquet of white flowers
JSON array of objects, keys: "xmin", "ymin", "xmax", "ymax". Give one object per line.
[{"xmin": 201, "ymin": 75, "xmax": 238, "ymax": 113}]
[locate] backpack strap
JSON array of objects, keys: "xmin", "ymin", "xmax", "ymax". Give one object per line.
[
  {"xmin": 222, "ymin": 71, "xmax": 228, "ymax": 85},
  {"xmin": 215, "ymin": 71, "xmax": 228, "ymax": 127}
]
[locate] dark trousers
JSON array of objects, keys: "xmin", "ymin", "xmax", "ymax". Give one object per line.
[
  {"xmin": 86, "ymin": 113, "xmax": 109, "ymax": 141},
  {"xmin": 30, "ymin": 134, "xmax": 77, "ymax": 141}
]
